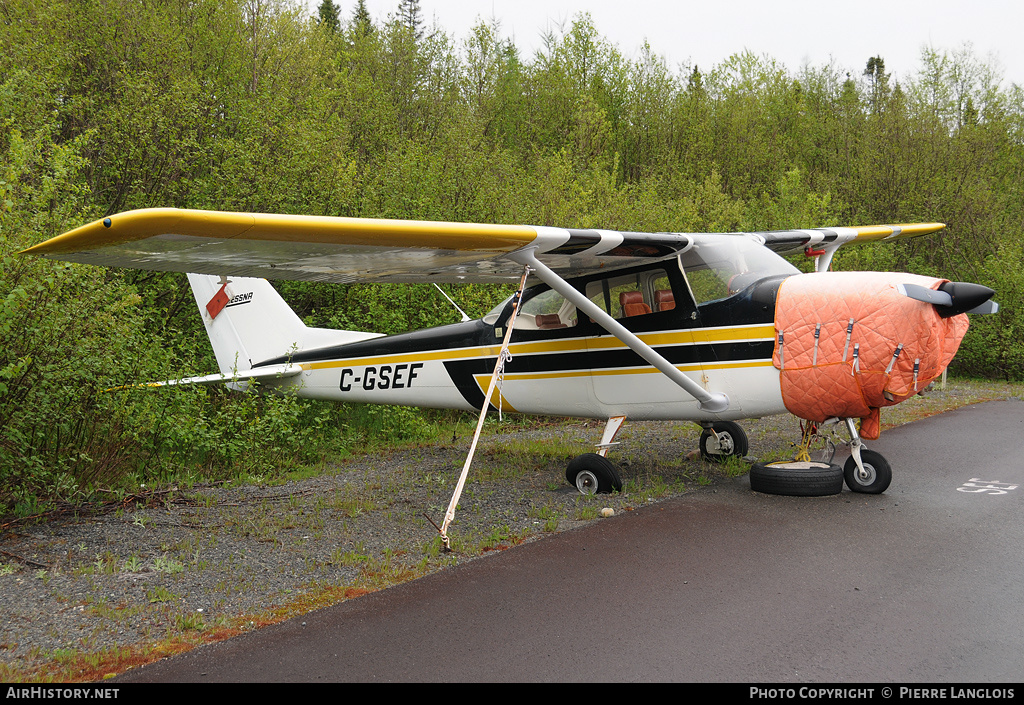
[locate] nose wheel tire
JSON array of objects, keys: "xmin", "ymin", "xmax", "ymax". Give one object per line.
[
  {"xmin": 843, "ymin": 450, "xmax": 892, "ymax": 494},
  {"xmin": 566, "ymin": 453, "xmax": 623, "ymax": 495},
  {"xmin": 699, "ymin": 421, "xmax": 749, "ymax": 462},
  {"xmin": 749, "ymin": 460, "xmax": 843, "ymax": 496}
]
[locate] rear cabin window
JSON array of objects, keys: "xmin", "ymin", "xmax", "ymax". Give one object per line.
[{"xmin": 584, "ymin": 268, "xmax": 675, "ymax": 320}]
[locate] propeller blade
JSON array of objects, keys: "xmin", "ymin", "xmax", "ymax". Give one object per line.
[
  {"xmin": 965, "ymin": 300, "xmax": 1000, "ymax": 315},
  {"xmin": 898, "ymin": 281, "xmax": 996, "ymax": 317},
  {"xmin": 897, "ymin": 283, "xmax": 952, "ymax": 307}
]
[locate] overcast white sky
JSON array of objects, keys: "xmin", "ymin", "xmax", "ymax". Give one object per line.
[{"xmin": 329, "ymin": 0, "xmax": 1023, "ymax": 87}]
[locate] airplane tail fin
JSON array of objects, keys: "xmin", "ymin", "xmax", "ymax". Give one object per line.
[{"xmin": 187, "ymin": 274, "xmax": 380, "ymax": 374}]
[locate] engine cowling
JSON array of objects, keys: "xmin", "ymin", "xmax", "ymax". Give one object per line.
[{"xmin": 773, "ymin": 271, "xmax": 971, "ymax": 439}]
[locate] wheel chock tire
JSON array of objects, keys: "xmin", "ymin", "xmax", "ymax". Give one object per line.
[{"xmin": 749, "ymin": 460, "xmax": 843, "ymax": 497}]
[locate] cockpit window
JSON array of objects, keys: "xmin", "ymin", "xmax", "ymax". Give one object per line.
[
  {"xmin": 483, "ymin": 287, "xmax": 579, "ymax": 330},
  {"xmin": 513, "ymin": 288, "xmax": 578, "ymax": 330},
  {"xmin": 482, "ymin": 295, "xmax": 513, "ymax": 325},
  {"xmin": 680, "ymin": 235, "xmax": 798, "ymax": 305},
  {"xmin": 479, "ymin": 286, "xmax": 577, "ymax": 329}
]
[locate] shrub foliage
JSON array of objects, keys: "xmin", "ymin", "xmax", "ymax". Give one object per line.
[{"xmin": 2, "ymin": 1, "xmax": 1022, "ymax": 508}]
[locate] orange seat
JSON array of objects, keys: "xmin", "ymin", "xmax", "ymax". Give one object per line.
[
  {"xmin": 619, "ymin": 291, "xmax": 651, "ymax": 317},
  {"xmin": 535, "ymin": 313, "xmax": 566, "ymax": 329},
  {"xmin": 654, "ymin": 289, "xmax": 675, "ymax": 312}
]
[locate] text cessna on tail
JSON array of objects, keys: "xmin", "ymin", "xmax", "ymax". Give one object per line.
[{"xmin": 26, "ymin": 210, "xmax": 997, "ymax": 499}]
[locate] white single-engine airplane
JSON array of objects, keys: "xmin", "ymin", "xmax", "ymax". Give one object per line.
[{"xmin": 26, "ymin": 209, "xmax": 997, "ymax": 504}]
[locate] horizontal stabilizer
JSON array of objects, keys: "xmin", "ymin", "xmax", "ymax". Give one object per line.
[{"xmin": 139, "ymin": 364, "xmax": 302, "ymax": 388}]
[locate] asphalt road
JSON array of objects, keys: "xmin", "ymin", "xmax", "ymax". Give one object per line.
[{"xmin": 117, "ymin": 400, "xmax": 1024, "ymax": 682}]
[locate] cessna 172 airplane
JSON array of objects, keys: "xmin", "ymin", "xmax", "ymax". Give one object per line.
[{"xmin": 25, "ymin": 209, "xmax": 997, "ymax": 511}]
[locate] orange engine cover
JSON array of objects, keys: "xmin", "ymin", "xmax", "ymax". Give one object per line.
[{"xmin": 773, "ymin": 272, "xmax": 968, "ymax": 439}]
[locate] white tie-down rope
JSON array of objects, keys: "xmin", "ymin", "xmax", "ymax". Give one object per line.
[{"xmin": 438, "ymin": 265, "xmax": 532, "ymax": 550}]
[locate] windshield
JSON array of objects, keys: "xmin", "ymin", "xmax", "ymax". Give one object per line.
[{"xmin": 680, "ymin": 234, "xmax": 798, "ymax": 305}]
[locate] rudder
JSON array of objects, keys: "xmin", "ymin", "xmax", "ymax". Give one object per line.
[{"xmin": 187, "ymin": 274, "xmax": 380, "ymax": 375}]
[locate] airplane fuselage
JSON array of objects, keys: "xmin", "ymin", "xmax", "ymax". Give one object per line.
[{"xmin": 256, "ymin": 265, "xmax": 791, "ymax": 422}]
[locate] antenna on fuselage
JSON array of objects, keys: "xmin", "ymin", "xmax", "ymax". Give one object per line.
[{"xmin": 433, "ymin": 283, "xmax": 471, "ymax": 322}]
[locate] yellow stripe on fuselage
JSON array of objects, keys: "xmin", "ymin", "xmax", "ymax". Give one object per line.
[
  {"xmin": 488, "ymin": 358, "xmax": 775, "ymax": 383},
  {"xmin": 470, "ymin": 375, "xmax": 521, "ymax": 413},
  {"xmin": 298, "ymin": 323, "xmax": 776, "ymax": 371}
]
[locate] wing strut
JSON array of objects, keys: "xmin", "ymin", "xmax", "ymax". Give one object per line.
[
  {"xmin": 437, "ymin": 265, "xmax": 533, "ymax": 550},
  {"xmin": 511, "ymin": 249, "xmax": 729, "ymax": 413}
]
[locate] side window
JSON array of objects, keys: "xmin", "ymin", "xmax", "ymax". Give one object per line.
[
  {"xmin": 651, "ymin": 274, "xmax": 676, "ymax": 313},
  {"xmin": 512, "ymin": 288, "xmax": 578, "ymax": 330},
  {"xmin": 584, "ymin": 269, "xmax": 671, "ymax": 320}
]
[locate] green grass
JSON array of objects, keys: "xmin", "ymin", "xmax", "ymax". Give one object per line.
[
  {"xmin": 153, "ymin": 557, "xmax": 184, "ymax": 575},
  {"xmin": 147, "ymin": 586, "xmax": 177, "ymax": 603},
  {"xmin": 173, "ymin": 613, "xmax": 205, "ymax": 632}
]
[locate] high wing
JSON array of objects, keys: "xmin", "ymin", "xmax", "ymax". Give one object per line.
[
  {"xmin": 752, "ymin": 223, "xmax": 945, "ymax": 271},
  {"xmin": 23, "ymin": 208, "xmax": 945, "ymax": 283},
  {"xmin": 23, "ymin": 208, "xmax": 690, "ymax": 283}
]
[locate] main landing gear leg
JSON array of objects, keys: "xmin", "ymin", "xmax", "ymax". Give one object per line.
[
  {"xmin": 698, "ymin": 420, "xmax": 749, "ymax": 462},
  {"xmin": 595, "ymin": 415, "xmax": 626, "ymax": 458},
  {"xmin": 842, "ymin": 418, "xmax": 892, "ymax": 494},
  {"xmin": 565, "ymin": 416, "xmax": 626, "ymax": 495}
]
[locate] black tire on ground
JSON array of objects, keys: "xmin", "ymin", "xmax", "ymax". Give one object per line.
[
  {"xmin": 843, "ymin": 450, "xmax": 892, "ymax": 494},
  {"xmin": 749, "ymin": 460, "xmax": 844, "ymax": 497},
  {"xmin": 565, "ymin": 453, "xmax": 623, "ymax": 495},
  {"xmin": 699, "ymin": 421, "xmax": 749, "ymax": 462}
]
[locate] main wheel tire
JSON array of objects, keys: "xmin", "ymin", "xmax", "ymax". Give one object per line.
[
  {"xmin": 749, "ymin": 460, "xmax": 843, "ymax": 497},
  {"xmin": 699, "ymin": 421, "xmax": 749, "ymax": 462},
  {"xmin": 565, "ymin": 453, "xmax": 623, "ymax": 495},
  {"xmin": 843, "ymin": 450, "xmax": 892, "ymax": 494}
]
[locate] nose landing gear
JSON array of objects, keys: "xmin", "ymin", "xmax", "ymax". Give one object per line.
[
  {"xmin": 842, "ymin": 417, "xmax": 892, "ymax": 494},
  {"xmin": 748, "ymin": 417, "xmax": 893, "ymax": 496}
]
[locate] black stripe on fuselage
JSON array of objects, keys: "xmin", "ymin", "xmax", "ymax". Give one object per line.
[
  {"xmin": 257, "ymin": 323, "xmax": 772, "ymax": 410},
  {"xmin": 254, "ymin": 274, "xmax": 785, "ymax": 409},
  {"xmin": 442, "ymin": 341, "xmax": 775, "ymax": 409},
  {"xmin": 257, "ymin": 319, "xmax": 773, "ymax": 372},
  {"xmin": 259, "ymin": 320, "xmax": 489, "ymax": 367}
]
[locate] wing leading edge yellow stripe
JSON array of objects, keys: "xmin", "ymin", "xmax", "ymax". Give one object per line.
[
  {"xmin": 23, "ymin": 208, "xmax": 539, "ymax": 256},
  {"xmin": 848, "ymin": 223, "xmax": 945, "ymax": 242}
]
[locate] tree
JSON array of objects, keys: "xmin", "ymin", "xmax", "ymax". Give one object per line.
[
  {"xmin": 864, "ymin": 56, "xmax": 890, "ymax": 114},
  {"xmin": 352, "ymin": 0, "xmax": 373, "ymax": 36},
  {"xmin": 396, "ymin": 0, "xmax": 423, "ymax": 41},
  {"xmin": 317, "ymin": 0, "xmax": 340, "ymax": 33}
]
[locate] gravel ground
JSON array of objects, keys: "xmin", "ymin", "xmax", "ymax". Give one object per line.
[{"xmin": 0, "ymin": 382, "xmax": 1016, "ymax": 681}]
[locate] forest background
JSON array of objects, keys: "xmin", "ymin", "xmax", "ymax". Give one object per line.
[{"xmin": 1, "ymin": 0, "xmax": 1021, "ymax": 513}]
